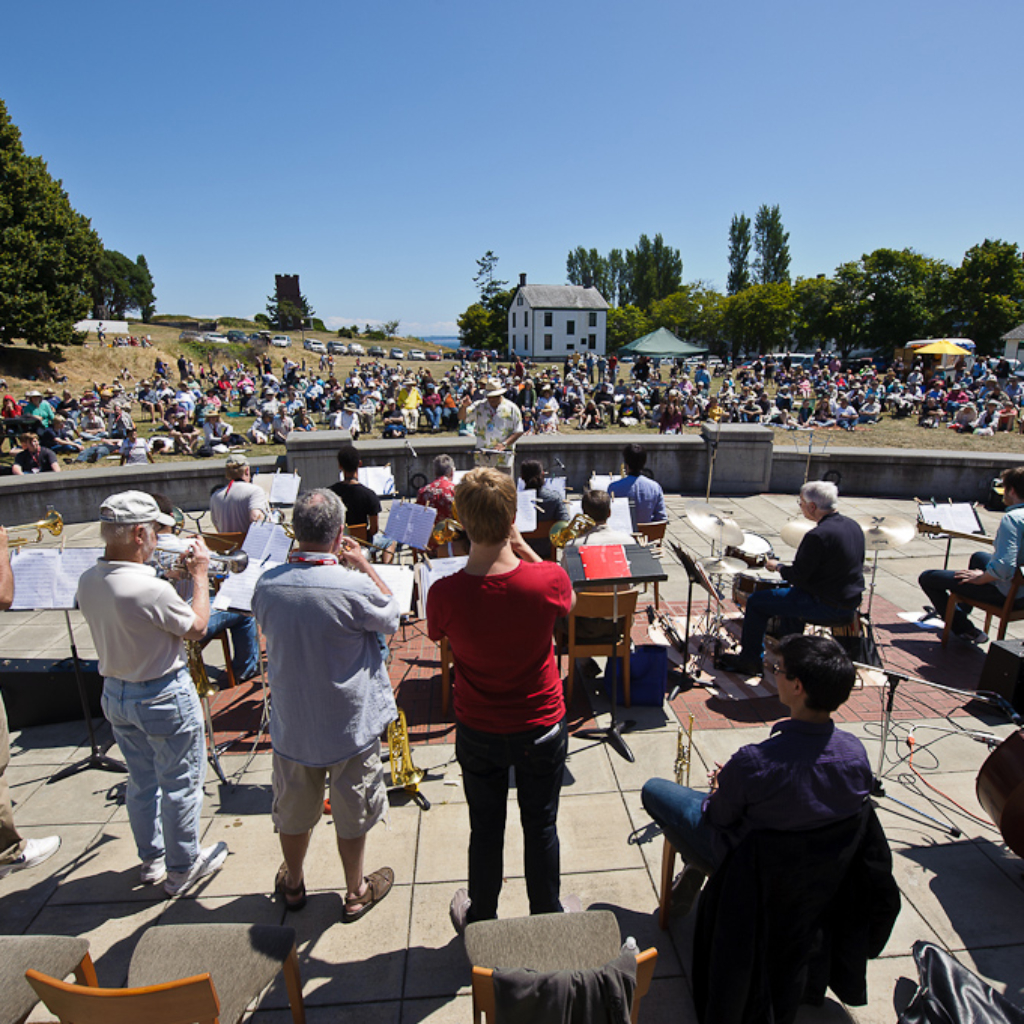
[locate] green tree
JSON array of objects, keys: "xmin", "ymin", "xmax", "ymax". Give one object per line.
[
  {"xmin": 473, "ymin": 250, "xmax": 507, "ymax": 306},
  {"xmin": 266, "ymin": 291, "xmax": 315, "ymax": 330},
  {"xmin": 753, "ymin": 204, "xmax": 791, "ymax": 285},
  {"xmin": 723, "ymin": 282, "xmax": 794, "ymax": 357},
  {"xmin": 727, "ymin": 213, "xmax": 752, "ymax": 295},
  {"xmin": 382, "ymin": 319, "xmax": 401, "ymax": 339},
  {"xmin": 792, "ymin": 275, "xmax": 835, "ymax": 350},
  {"xmin": 566, "ymin": 246, "xmax": 611, "ymax": 295},
  {"xmin": 606, "ymin": 305, "xmax": 653, "ymax": 350},
  {"xmin": 0, "ymin": 98, "xmax": 101, "ymax": 349},
  {"xmin": 134, "ymin": 254, "xmax": 156, "ymax": 321},
  {"xmin": 623, "ymin": 233, "xmax": 682, "ymax": 310},
  {"xmin": 652, "ymin": 283, "xmax": 726, "ymax": 355},
  {"xmin": 457, "ymin": 303, "xmax": 497, "ymax": 349},
  {"xmin": 606, "ymin": 248, "xmax": 626, "ymax": 307},
  {"xmin": 944, "ymin": 239, "xmax": 1024, "ymax": 354}
]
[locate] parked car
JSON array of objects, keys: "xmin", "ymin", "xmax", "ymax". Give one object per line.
[
  {"xmin": 303, "ymin": 339, "xmax": 326, "ymax": 353},
  {"xmin": 203, "ymin": 332, "xmax": 229, "ymax": 344},
  {"xmin": 367, "ymin": 345, "xmax": 385, "ymax": 357},
  {"xmin": 348, "ymin": 342, "xmax": 365, "ymax": 355},
  {"xmin": 389, "ymin": 347, "xmax": 404, "ymax": 359},
  {"xmin": 271, "ymin": 335, "xmax": 292, "ymax": 348},
  {"xmin": 248, "ymin": 333, "xmax": 264, "ymax": 342},
  {"xmin": 425, "ymin": 351, "xmax": 442, "ymax": 361},
  {"xmin": 327, "ymin": 340, "xmax": 349, "ymax": 355},
  {"xmin": 178, "ymin": 330, "xmax": 203, "ymax": 342},
  {"xmin": 407, "ymin": 349, "xmax": 425, "ymax": 360},
  {"xmin": 225, "ymin": 330, "xmax": 248, "ymax": 343}
]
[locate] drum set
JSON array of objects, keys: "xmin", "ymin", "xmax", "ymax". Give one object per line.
[{"xmin": 679, "ymin": 499, "xmax": 922, "ymax": 672}]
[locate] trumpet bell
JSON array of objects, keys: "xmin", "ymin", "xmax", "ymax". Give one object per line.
[{"xmin": 8, "ymin": 509, "xmax": 63, "ymax": 549}]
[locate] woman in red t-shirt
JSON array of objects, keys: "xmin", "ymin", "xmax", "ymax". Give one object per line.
[{"xmin": 427, "ymin": 468, "xmax": 576, "ymax": 933}]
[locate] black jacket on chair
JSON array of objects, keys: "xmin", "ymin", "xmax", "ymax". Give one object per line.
[{"xmin": 692, "ymin": 801, "xmax": 900, "ymax": 1024}]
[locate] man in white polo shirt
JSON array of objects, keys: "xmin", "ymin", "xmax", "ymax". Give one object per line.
[
  {"xmin": 77, "ymin": 491, "xmax": 228, "ymax": 897},
  {"xmin": 210, "ymin": 453, "xmax": 269, "ymax": 535}
]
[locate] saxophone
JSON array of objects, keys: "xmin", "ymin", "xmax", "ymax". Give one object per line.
[
  {"xmin": 387, "ymin": 709, "xmax": 430, "ymax": 809},
  {"xmin": 549, "ymin": 514, "xmax": 597, "ymax": 550},
  {"xmin": 186, "ymin": 640, "xmax": 220, "ymax": 701},
  {"xmin": 674, "ymin": 713, "xmax": 695, "ymax": 787}
]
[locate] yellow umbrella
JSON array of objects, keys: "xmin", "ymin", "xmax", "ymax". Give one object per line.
[{"xmin": 913, "ymin": 339, "xmax": 970, "ymax": 355}]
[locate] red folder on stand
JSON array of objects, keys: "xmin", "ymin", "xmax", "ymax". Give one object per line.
[{"xmin": 579, "ymin": 545, "xmax": 631, "ymax": 581}]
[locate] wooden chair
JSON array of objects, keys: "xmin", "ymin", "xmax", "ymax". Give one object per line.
[
  {"xmin": 26, "ymin": 923, "xmax": 305, "ymax": 1024},
  {"xmin": 0, "ymin": 936, "xmax": 96, "ymax": 1024},
  {"xmin": 198, "ymin": 629, "xmax": 237, "ymax": 690},
  {"xmin": 202, "ymin": 531, "xmax": 245, "ymax": 554},
  {"xmin": 554, "ymin": 588, "xmax": 639, "ymax": 707},
  {"xmin": 658, "ymin": 836, "xmax": 679, "ymax": 930},
  {"xmin": 467, "ymin": 911, "xmax": 657, "ymax": 1024},
  {"xmin": 942, "ymin": 568, "xmax": 1024, "ymax": 646},
  {"xmin": 634, "ymin": 521, "xmax": 667, "ymax": 608}
]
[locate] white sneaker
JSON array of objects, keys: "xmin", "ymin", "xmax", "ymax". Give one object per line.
[
  {"xmin": 163, "ymin": 842, "xmax": 228, "ymax": 897},
  {"xmin": 140, "ymin": 856, "xmax": 167, "ymax": 885},
  {"xmin": 0, "ymin": 835, "xmax": 61, "ymax": 879}
]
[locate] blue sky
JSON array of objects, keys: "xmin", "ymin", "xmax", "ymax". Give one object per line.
[{"xmin": 3, "ymin": 0, "xmax": 1022, "ymax": 337}]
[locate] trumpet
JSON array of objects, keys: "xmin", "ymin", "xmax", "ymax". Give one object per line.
[
  {"xmin": 6, "ymin": 509, "xmax": 63, "ymax": 549},
  {"xmin": 154, "ymin": 536, "xmax": 249, "ymax": 577},
  {"xmin": 549, "ymin": 514, "xmax": 596, "ymax": 550},
  {"xmin": 387, "ymin": 709, "xmax": 430, "ymax": 809},
  {"xmin": 429, "ymin": 500, "xmax": 463, "ymax": 549}
]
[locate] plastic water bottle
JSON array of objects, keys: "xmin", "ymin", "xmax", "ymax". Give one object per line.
[{"xmin": 621, "ymin": 936, "xmax": 638, "ymax": 955}]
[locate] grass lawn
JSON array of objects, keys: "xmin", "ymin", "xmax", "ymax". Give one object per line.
[{"xmin": 2, "ymin": 328, "xmax": 1023, "ymax": 472}]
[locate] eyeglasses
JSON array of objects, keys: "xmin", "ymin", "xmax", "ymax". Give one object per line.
[{"xmin": 769, "ymin": 662, "xmax": 796, "ymax": 680}]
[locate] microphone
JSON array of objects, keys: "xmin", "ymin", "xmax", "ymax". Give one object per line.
[
  {"xmin": 405, "ymin": 439, "xmax": 418, "ymax": 458},
  {"xmin": 554, "ymin": 457, "xmax": 566, "ymax": 471}
]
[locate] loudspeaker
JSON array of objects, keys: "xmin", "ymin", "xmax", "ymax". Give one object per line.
[
  {"xmin": 0, "ymin": 657, "xmax": 103, "ymax": 731},
  {"xmin": 978, "ymin": 640, "xmax": 1024, "ymax": 713}
]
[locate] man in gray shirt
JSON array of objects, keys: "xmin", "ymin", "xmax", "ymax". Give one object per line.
[
  {"xmin": 252, "ymin": 489, "xmax": 399, "ymax": 920},
  {"xmin": 210, "ymin": 453, "xmax": 269, "ymax": 535}
]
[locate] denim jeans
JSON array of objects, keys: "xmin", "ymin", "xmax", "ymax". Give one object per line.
[
  {"xmin": 101, "ymin": 667, "xmax": 205, "ymax": 873},
  {"xmin": 641, "ymin": 779, "xmax": 721, "ymax": 876},
  {"xmin": 424, "ymin": 405, "xmax": 441, "ymax": 429},
  {"xmin": 740, "ymin": 586, "xmax": 856, "ymax": 663},
  {"xmin": 456, "ymin": 717, "xmax": 567, "ymax": 921},
  {"xmin": 919, "ymin": 552, "xmax": 1020, "ymax": 634},
  {"xmin": 205, "ymin": 610, "xmax": 260, "ymax": 681}
]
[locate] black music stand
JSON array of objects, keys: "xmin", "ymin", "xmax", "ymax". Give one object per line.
[
  {"xmin": 662, "ymin": 542, "xmax": 716, "ymax": 697},
  {"xmin": 561, "ymin": 545, "xmax": 668, "ymax": 762}
]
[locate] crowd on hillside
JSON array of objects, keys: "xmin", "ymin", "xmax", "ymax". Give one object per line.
[{"xmin": 3, "ymin": 346, "xmax": 1022, "ymax": 472}]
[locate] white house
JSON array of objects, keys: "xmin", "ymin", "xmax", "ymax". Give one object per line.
[{"xmin": 507, "ymin": 273, "xmax": 608, "ymax": 361}]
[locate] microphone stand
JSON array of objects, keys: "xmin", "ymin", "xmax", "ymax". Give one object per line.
[{"xmin": 857, "ymin": 661, "xmax": 1021, "ymax": 837}]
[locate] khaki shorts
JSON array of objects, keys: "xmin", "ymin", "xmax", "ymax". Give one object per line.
[{"xmin": 272, "ymin": 740, "xmax": 387, "ymax": 840}]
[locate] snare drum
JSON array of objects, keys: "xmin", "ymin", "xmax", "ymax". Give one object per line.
[
  {"xmin": 731, "ymin": 570, "xmax": 783, "ymax": 608},
  {"xmin": 726, "ymin": 531, "xmax": 775, "ymax": 569}
]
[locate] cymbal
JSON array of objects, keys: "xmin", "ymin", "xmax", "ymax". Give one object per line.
[
  {"xmin": 686, "ymin": 502, "xmax": 744, "ymax": 547},
  {"xmin": 857, "ymin": 515, "xmax": 917, "ymax": 551},
  {"xmin": 699, "ymin": 556, "xmax": 748, "ymax": 576},
  {"xmin": 779, "ymin": 518, "xmax": 815, "ymax": 548},
  {"xmin": 737, "ymin": 532, "xmax": 773, "ymax": 557}
]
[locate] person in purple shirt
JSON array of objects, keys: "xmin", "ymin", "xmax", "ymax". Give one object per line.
[
  {"xmin": 642, "ymin": 634, "xmax": 872, "ymax": 917},
  {"xmin": 607, "ymin": 442, "xmax": 667, "ymax": 524}
]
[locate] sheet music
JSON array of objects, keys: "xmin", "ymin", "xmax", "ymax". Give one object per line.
[
  {"xmin": 515, "ymin": 490, "xmax": 538, "ymax": 533},
  {"xmin": 54, "ymin": 548, "xmax": 103, "ymax": 609},
  {"xmin": 416, "ymin": 555, "xmax": 468, "ymax": 616},
  {"xmin": 374, "ymin": 564, "xmax": 416, "ymax": 615},
  {"xmin": 453, "ymin": 470, "xmax": 471, "ymax": 485},
  {"xmin": 357, "ymin": 465, "xmax": 395, "ymax": 496},
  {"xmin": 10, "ymin": 549, "xmax": 61, "ymax": 610},
  {"xmin": 918, "ymin": 503, "xmax": 985, "ymax": 537},
  {"xmin": 242, "ymin": 522, "xmax": 293, "ymax": 563},
  {"xmin": 212, "ymin": 562, "xmax": 272, "ymax": 613},
  {"xmin": 383, "ymin": 501, "xmax": 436, "ymax": 550},
  {"xmin": 548, "ymin": 476, "xmax": 567, "ymax": 497},
  {"xmin": 589, "ymin": 473, "xmax": 622, "ymax": 492},
  {"xmin": 568, "ymin": 496, "xmax": 633, "ymax": 535},
  {"xmin": 269, "ymin": 471, "xmax": 301, "ymax": 505}
]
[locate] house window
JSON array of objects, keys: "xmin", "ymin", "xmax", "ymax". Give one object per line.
[
  {"xmin": 544, "ymin": 311, "xmax": 552, "ymax": 327},
  {"xmin": 544, "ymin": 334, "xmax": 553, "ymax": 351},
  {"xmin": 524, "ymin": 311, "xmax": 528, "ymax": 326},
  {"xmin": 566, "ymin": 320, "xmax": 575, "ymax": 335},
  {"xmin": 567, "ymin": 343, "xmax": 575, "ymax": 350},
  {"xmin": 517, "ymin": 295, "xmax": 523, "ymax": 306},
  {"xmin": 512, "ymin": 312, "xmax": 516, "ymax": 328},
  {"xmin": 589, "ymin": 312, "xmax": 597, "ymax": 327},
  {"xmin": 589, "ymin": 334, "xmax": 597, "ymax": 349}
]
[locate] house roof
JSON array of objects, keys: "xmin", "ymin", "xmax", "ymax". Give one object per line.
[
  {"xmin": 517, "ymin": 284, "xmax": 609, "ymax": 311},
  {"xmin": 1001, "ymin": 323, "xmax": 1024, "ymax": 342}
]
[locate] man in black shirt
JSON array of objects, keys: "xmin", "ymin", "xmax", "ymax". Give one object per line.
[
  {"xmin": 329, "ymin": 444, "xmax": 381, "ymax": 537},
  {"xmin": 718, "ymin": 480, "xmax": 864, "ymax": 676},
  {"xmin": 11, "ymin": 433, "xmax": 61, "ymax": 475}
]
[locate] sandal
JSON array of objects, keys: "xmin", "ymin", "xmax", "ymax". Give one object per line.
[
  {"xmin": 274, "ymin": 864, "xmax": 307, "ymax": 911},
  {"xmin": 342, "ymin": 866, "xmax": 394, "ymax": 923}
]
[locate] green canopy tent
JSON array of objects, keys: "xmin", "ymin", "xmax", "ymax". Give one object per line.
[{"xmin": 619, "ymin": 327, "xmax": 708, "ymax": 357}]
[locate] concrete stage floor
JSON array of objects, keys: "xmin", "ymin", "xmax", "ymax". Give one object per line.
[{"xmin": 2, "ymin": 492, "xmax": 1022, "ymax": 1022}]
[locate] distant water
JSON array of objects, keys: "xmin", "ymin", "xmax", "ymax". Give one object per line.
[{"xmin": 421, "ymin": 336, "xmax": 459, "ymax": 349}]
